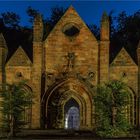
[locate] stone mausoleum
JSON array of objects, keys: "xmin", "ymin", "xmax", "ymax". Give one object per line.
[{"xmin": 0, "ymin": 6, "xmax": 140, "ymax": 130}]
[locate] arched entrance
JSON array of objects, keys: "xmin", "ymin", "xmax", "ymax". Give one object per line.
[
  {"xmin": 64, "ymin": 98, "xmax": 80, "ymax": 129},
  {"xmin": 43, "ymin": 78, "xmax": 94, "ymax": 130},
  {"xmin": 21, "ymin": 84, "xmax": 32, "ymax": 128},
  {"xmin": 124, "ymin": 87, "xmax": 137, "ymax": 126}
]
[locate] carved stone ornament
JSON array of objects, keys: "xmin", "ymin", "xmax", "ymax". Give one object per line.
[
  {"xmin": 88, "ymin": 71, "xmax": 95, "ymax": 80},
  {"xmin": 16, "ymin": 72, "xmax": 23, "ymax": 78},
  {"xmin": 122, "ymin": 72, "xmax": 127, "ymax": 77}
]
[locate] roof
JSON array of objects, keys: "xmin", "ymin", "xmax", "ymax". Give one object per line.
[
  {"xmin": 110, "ymin": 47, "xmax": 137, "ymax": 66},
  {"xmin": 6, "ymin": 46, "xmax": 32, "ymax": 66}
]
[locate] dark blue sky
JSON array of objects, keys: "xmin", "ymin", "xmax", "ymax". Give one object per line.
[{"xmin": 0, "ymin": 1, "xmax": 140, "ymax": 26}]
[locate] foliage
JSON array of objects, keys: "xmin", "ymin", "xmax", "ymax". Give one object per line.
[
  {"xmin": 26, "ymin": 6, "xmax": 40, "ymax": 24},
  {"xmin": 108, "ymin": 10, "xmax": 116, "ymax": 38},
  {"xmin": 110, "ymin": 10, "xmax": 140, "ymax": 62},
  {"xmin": 27, "ymin": 7, "xmax": 140, "ymax": 65},
  {"xmin": 1, "ymin": 12, "xmax": 20, "ymax": 29},
  {"xmin": 48, "ymin": 6, "xmax": 66, "ymax": 28},
  {"xmin": 0, "ymin": 81, "xmax": 32, "ymax": 136},
  {"xmin": 94, "ymin": 80, "xmax": 132, "ymax": 137},
  {"xmin": 87, "ymin": 24, "xmax": 100, "ymax": 40},
  {"xmin": 0, "ymin": 6, "xmax": 139, "ymax": 64}
]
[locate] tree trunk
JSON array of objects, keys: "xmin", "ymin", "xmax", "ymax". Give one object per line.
[
  {"xmin": 112, "ymin": 106, "xmax": 117, "ymax": 127},
  {"xmin": 8, "ymin": 115, "xmax": 15, "ymax": 138}
]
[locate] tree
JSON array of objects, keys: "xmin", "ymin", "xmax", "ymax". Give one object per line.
[
  {"xmin": 43, "ymin": 6, "xmax": 66, "ymax": 38},
  {"xmin": 1, "ymin": 12, "xmax": 20, "ymax": 29},
  {"xmin": 26, "ymin": 6, "xmax": 40, "ymax": 24},
  {"xmin": 94, "ymin": 80, "xmax": 131, "ymax": 137},
  {"xmin": 87, "ymin": 24, "xmax": 100, "ymax": 40},
  {"xmin": 110, "ymin": 10, "xmax": 140, "ymax": 63},
  {"xmin": 109, "ymin": 10, "xmax": 116, "ymax": 39},
  {"xmin": 48, "ymin": 6, "xmax": 66, "ymax": 27},
  {"xmin": 0, "ymin": 81, "xmax": 33, "ymax": 137}
]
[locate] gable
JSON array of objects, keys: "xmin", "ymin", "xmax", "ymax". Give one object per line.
[
  {"xmin": 6, "ymin": 46, "xmax": 32, "ymax": 66},
  {"xmin": 44, "ymin": 6, "xmax": 99, "ymax": 84},
  {"xmin": 45, "ymin": 6, "xmax": 97, "ymax": 43},
  {"xmin": 111, "ymin": 47, "xmax": 136, "ymax": 66}
]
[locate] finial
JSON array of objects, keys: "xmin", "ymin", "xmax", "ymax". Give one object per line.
[
  {"xmin": 69, "ymin": 5, "xmax": 74, "ymax": 9},
  {"xmin": 34, "ymin": 13, "xmax": 43, "ymax": 23},
  {"xmin": 102, "ymin": 11, "xmax": 109, "ymax": 21}
]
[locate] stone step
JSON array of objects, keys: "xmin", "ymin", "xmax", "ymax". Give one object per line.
[
  {"xmin": 1, "ymin": 129, "xmax": 139, "ymax": 140},
  {"xmin": 17, "ymin": 129, "xmax": 95, "ymax": 137}
]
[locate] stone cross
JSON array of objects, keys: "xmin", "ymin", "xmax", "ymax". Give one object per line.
[{"xmin": 67, "ymin": 52, "xmax": 75, "ymax": 71}]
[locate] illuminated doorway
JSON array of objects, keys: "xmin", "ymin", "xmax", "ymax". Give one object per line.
[{"xmin": 64, "ymin": 98, "xmax": 80, "ymax": 129}]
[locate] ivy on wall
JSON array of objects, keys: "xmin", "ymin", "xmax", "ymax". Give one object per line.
[
  {"xmin": 0, "ymin": 81, "xmax": 33, "ymax": 137},
  {"xmin": 94, "ymin": 80, "xmax": 132, "ymax": 137}
]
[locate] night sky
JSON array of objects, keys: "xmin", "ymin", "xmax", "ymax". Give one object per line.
[{"xmin": 0, "ymin": 0, "xmax": 140, "ymax": 26}]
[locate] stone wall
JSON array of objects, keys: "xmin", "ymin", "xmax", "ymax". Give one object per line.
[
  {"xmin": 0, "ymin": 6, "xmax": 139, "ymax": 129},
  {"xmin": 110, "ymin": 48, "xmax": 138, "ymax": 126},
  {"xmin": 99, "ymin": 12, "xmax": 110, "ymax": 83},
  {"xmin": 110, "ymin": 48, "xmax": 138, "ymax": 94},
  {"xmin": 31, "ymin": 14, "xmax": 44, "ymax": 128},
  {"xmin": 44, "ymin": 6, "xmax": 98, "ymax": 86}
]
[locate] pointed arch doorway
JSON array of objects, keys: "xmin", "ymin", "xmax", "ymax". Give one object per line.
[
  {"xmin": 64, "ymin": 98, "xmax": 80, "ymax": 130},
  {"xmin": 44, "ymin": 79, "xmax": 93, "ymax": 130}
]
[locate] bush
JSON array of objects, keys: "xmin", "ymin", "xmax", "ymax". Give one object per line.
[{"xmin": 94, "ymin": 80, "xmax": 132, "ymax": 137}]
